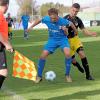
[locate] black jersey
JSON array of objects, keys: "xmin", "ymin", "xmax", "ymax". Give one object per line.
[
  {"xmin": 6, "ymin": 17, "xmax": 13, "ymax": 27},
  {"xmin": 64, "ymin": 14, "xmax": 84, "ymax": 38}
]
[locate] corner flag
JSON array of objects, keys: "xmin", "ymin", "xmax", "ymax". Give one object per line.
[{"xmin": 12, "ymin": 51, "xmax": 37, "ymax": 81}]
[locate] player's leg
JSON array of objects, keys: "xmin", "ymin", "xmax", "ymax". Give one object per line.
[
  {"xmin": 38, "ymin": 50, "xmax": 49, "ymax": 78},
  {"xmin": 9, "ymin": 27, "xmax": 13, "ymax": 39},
  {"xmin": 35, "ymin": 50, "xmax": 49, "ymax": 83},
  {"xmin": 72, "ymin": 55, "xmax": 84, "ymax": 73},
  {"xmin": 77, "ymin": 47, "xmax": 94, "ymax": 80},
  {"xmin": 61, "ymin": 38, "xmax": 72, "ymax": 82},
  {"xmin": 0, "ymin": 46, "xmax": 8, "ymax": 89},
  {"xmin": 0, "ymin": 69, "xmax": 8, "ymax": 89},
  {"xmin": 8, "ymin": 32, "xmax": 10, "ymax": 39},
  {"xmin": 36, "ymin": 39, "xmax": 57, "ymax": 83},
  {"xmin": 24, "ymin": 30, "xmax": 26, "ymax": 39},
  {"xmin": 69, "ymin": 36, "xmax": 84, "ymax": 73},
  {"xmin": 24, "ymin": 26, "xmax": 28, "ymax": 39},
  {"xmin": 73, "ymin": 36, "xmax": 94, "ymax": 80},
  {"xmin": 8, "ymin": 27, "xmax": 11, "ymax": 39},
  {"xmin": 25, "ymin": 27, "xmax": 29, "ymax": 39},
  {"xmin": 23, "ymin": 26, "xmax": 27, "ymax": 39},
  {"xmin": 63, "ymin": 47, "xmax": 72, "ymax": 82},
  {"xmin": 10, "ymin": 32, "xmax": 12, "ymax": 39}
]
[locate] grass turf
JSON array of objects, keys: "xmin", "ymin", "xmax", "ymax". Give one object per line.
[{"xmin": 0, "ymin": 26, "xmax": 100, "ymax": 100}]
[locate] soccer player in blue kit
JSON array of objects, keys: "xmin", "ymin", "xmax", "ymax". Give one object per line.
[
  {"xmin": 27, "ymin": 8, "xmax": 78, "ymax": 83},
  {"xmin": 20, "ymin": 12, "xmax": 30, "ymax": 39}
]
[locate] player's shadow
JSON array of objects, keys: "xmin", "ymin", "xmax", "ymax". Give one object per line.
[{"xmin": 46, "ymin": 89, "xmax": 100, "ymax": 100}]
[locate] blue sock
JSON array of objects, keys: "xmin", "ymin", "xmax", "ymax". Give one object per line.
[
  {"xmin": 65, "ymin": 57, "xmax": 72, "ymax": 76},
  {"xmin": 38, "ymin": 59, "xmax": 46, "ymax": 77}
]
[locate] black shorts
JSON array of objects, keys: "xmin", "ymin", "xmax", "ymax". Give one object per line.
[{"xmin": 0, "ymin": 43, "xmax": 7, "ymax": 69}]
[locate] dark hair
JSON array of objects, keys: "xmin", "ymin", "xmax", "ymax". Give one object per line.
[
  {"xmin": 72, "ymin": 3, "xmax": 80, "ymax": 9},
  {"xmin": 0, "ymin": 0, "xmax": 9, "ymax": 6},
  {"xmin": 8, "ymin": 13, "xmax": 10, "ymax": 15},
  {"xmin": 48, "ymin": 8, "xmax": 58, "ymax": 15}
]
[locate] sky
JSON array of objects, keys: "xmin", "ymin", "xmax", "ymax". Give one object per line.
[
  {"xmin": 6, "ymin": 0, "xmax": 19, "ymax": 17},
  {"xmin": 7, "ymin": 0, "xmax": 100, "ymax": 17}
]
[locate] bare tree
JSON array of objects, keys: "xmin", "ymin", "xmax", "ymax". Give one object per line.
[
  {"xmin": 40, "ymin": 2, "xmax": 70, "ymax": 17},
  {"xmin": 16, "ymin": 0, "xmax": 39, "ymax": 16},
  {"xmin": 40, "ymin": 2, "xmax": 55, "ymax": 16}
]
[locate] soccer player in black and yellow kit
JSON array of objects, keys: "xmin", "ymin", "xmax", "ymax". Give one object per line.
[
  {"xmin": 64, "ymin": 3, "xmax": 97, "ymax": 80},
  {"xmin": 6, "ymin": 13, "xmax": 13, "ymax": 39}
]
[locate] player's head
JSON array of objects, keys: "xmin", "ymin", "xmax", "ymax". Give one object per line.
[
  {"xmin": 0, "ymin": 0, "xmax": 9, "ymax": 13},
  {"xmin": 24, "ymin": 8, "xmax": 29, "ymax": 15},
  {"xmin": 70, "ymin": 3, "xmax": 80, "ymax": 17},
  {"xmin": 48, "ymin": 8, "xmax": 59, "ymax": 22},
  {"xmin": 7, "ymin": 12, "xmax": 10, "ymax": 17}
]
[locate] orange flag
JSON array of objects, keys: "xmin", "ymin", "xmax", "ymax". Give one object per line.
[{"xmin": 12, "ymin": 50, "xmax": 37, "ymax": 81}]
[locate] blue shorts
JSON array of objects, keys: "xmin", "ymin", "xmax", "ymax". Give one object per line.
[{"xmin": 44, "ymin": 37, "xmax": 70, "ymax": 54}]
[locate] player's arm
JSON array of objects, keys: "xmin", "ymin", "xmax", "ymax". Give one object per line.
[
  {"xmin": 62, "ymin": 20, "xmax": 78, "ymax": 36},
  {"xmin": 0, "ymin": 33, "xmax": 13, "ymax": 52},
  {"xmin": 61, "ymin": 26, "xmax": 68, "ymax": 35},
  {"xmin": 27, "ymin": 19, "xmax": 41, "ymax": 32},
  {"xmin": 78, "ymin": 18, "xmax": 97, "ymax": 37},
  {"xmin": 29, "ymin": 16, "xmax": 32, "ymax": 23},
  {"xmin": 0, "ymin": 15, "xmax": 13, "ymax": 52},
  {"xmin": 70, "ymin": 22, "xmax": 78, "ymax": 35},
  {"xmin": 81, "ymin": 28, "xmax": 97, "ymax": 37}
]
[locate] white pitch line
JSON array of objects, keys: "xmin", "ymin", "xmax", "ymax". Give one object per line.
[
  {"xmin": 13, "ymin": 36, "xmax": 100, "ymax": 48},
  {"xmin": 1, "ymin": 86, "xmax": 26, "ymax": 100},
  {"xmin": 14, "ymin": 41, "xmax": 47, "ymax": 47},
  {"xmin": 13, "ymin": 33, "xmax": 48, "ymax": 38},
  {"xmin": 81, "ymin": 36, "xmax": 100, "ymax": 42}
]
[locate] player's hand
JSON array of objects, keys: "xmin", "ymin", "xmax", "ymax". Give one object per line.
[
  {"xmin": 61, "ymin": 26, "xmax": 68, "ymax": 34},
  {"xmin": 5, "ymin": 43, "xmax": 14, "ymax": 53},
  {"xmin": 61, "ymin": 26, "xmax": 68, "ymax": 31},
  {"xmin": 7, "ymin": 48, "xmax": 14, "ymax": 53}
]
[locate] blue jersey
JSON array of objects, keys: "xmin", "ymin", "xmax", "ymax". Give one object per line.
[
  {"xmin": 41, "ymin": 16, "xmax": 71, "ymax": 39},
  {"xmin": 21, "ymin": 15, "xmax": 30, "ymax": 28}
]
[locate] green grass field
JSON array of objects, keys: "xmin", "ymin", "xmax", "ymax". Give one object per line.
[{"xmin": 0, "ymin": 26, "xmax": 100, "ymax": 100}]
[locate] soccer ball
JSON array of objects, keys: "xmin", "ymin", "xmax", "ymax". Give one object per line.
[{"xmin": 45, "ymin": 71, "xmax": 56, "ymax": 81}]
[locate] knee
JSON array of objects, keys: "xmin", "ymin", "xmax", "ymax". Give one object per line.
[
  {"xmin": 39, "ymin": 56, "xmax": 46, "ymax": 60},
  {"xmin": 78, "ymin": 51, "xmax": 86, "ymax": 58},
  {"xmin": 40, "ymin": 54, "xmax": 48, "ymax": 59},
  {"xmin": 64, "ymin": 50, "xmax": 70, "ymax": 58},
  {"xmin": 40, "ymin": 50, "xmax": 49, "ymax": 59},
  {"xmin": 63, "ymin": 48, "xmax": 71, "ymax": 58},
  {"xmin": 72, "ymin": 60, "xmax": 76, "ymax": 64}
]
